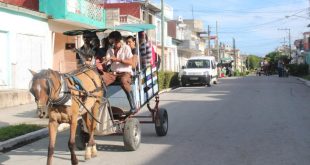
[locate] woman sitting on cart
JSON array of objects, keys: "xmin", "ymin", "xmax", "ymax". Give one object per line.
[{"xmin": 102, "ymin": 31, "xmax": 137, "ymax": 114}]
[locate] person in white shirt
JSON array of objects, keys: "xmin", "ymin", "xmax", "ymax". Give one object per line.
[{"xmin": 102, "ymin": 31, "xmax": 136, "ymax": 114}]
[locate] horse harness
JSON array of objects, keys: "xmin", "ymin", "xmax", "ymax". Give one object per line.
[{"xmin": 44, "ymin": 68, "xmax": 107, "ymax": 124}]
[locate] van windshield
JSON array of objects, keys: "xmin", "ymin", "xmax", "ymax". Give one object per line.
[{"xmin": 186, "ymin": 60, "xmax": 210, "ymax": 69}]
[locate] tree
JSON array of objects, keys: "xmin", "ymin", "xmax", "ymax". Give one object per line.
[
  {"xmin": 246, "ymin": 55, "xmax": 262, "ymax": 70},
  {"xmin": 265, "ymin": 51, "xmax": 290, "ymax": 73}
]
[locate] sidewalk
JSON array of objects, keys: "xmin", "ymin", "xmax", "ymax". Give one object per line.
[
  {"xmin": 0, "ymin": 103, "xmax": 47, "ymax": 128},
  {"xmin": 297, "ymin": 77, "xmax": 310, "ymax": 87},
  {"xmin": 0, "ymin": 103, "xmax": 68, "ymax": 152}
]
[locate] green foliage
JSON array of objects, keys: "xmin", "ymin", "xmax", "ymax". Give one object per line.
[
  {"xmin": 246, "ymin": 55, "xmax": 262, "ymax": 69},
  {"xmin": 233, "ymin": 70, "xmax": 248, "ymax": 77},
  {"xmin": 303, "ymin": 75, "xmax": 310, "ymax": 80},
  {"xmin": 265, "ymin": 51, "xmax": 290, "ymax": 73},
  {"xmin": 287, "ymin": 64, "xmax": 309, "ymax": 76},
  {"xmin": 158, "ymin": 71, "xmax": 179, "ymax": 91},
  {"xmin": 0, "ymin": 124, "xmax": 44, "ymax": 142}
]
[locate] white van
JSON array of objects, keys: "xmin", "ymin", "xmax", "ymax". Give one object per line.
[{"xmin": 178, "ymin": 56, "xmax": 218, "ymax": 87}]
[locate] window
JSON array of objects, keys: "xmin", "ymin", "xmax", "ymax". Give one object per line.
[{"xmin": 186, "ymin": 60, "xmax": 210, "ymax": 69}]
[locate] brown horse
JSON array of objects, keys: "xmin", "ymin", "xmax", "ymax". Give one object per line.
[{"xmin": 29, "ymin": 66, "xmax": 104, "ymax": 165}]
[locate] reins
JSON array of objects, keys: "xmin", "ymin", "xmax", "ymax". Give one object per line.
[{"xmin": 37, "ymin": 68, "xmax": 106, "ymax": 124}]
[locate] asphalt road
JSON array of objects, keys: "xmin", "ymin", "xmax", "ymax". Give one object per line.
[{"xmin": 1, "ymin": 75, "xmax": 310, "ymax": 165}]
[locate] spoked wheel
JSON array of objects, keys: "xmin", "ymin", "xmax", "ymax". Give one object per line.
[
  {"xmin": 75, "ymin": 119, "xmax": 89, "ymax": 150},
  {"xmin": 155, "ymin": 108, "xmax": 168, "ymax": 136},
  {"xmin": 123, "ymin": 118, "xmax": 141, "ymax": 151}
]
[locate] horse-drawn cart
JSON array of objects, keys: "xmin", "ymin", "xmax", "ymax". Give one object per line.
[{"xmin": 63, "ymin": 24, "xmax": 168, "ymax": 151}]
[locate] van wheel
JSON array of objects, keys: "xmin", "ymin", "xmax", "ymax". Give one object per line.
[
  {"xmin": 213, "ymin": 78, "xmax": 218, "ymax": 84},
  {"xmin": 180, "ymin": 81, "xmax": 186, "ymax": 87}
]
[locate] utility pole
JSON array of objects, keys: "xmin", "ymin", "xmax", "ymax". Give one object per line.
[
  {"xmin": 191, "ymin": 5, "xmax": 194, "ymax": 19},
  {"xmin": 278, "ymin": 28, "xmax": 291, "ymax": 59},
  {"xmin": 161, "ymin": 0, "xmax": 165, "ymax": 71},
  {"xmin": 145, "ymin": 0, "xmax": 149, "ymax": 23},
  {"xmin": 216, "ymin": 21, "xmax": 220, "ymax": 62},
  {"xmin": 207, "ymin": 25, "xmax": 211, "ymax": 56},
  {"xmin": 233, "ymin": 38, "xmax": 236, "ymax": 71}
]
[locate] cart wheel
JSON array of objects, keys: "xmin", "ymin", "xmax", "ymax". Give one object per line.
[
  {"xmin": 75, "ymin": 119, "xmax": 89, "ymax": 150},
  {"xmin": 123, "ymin": 118, "xmax": 141, "ymax": 151},
  {"xmin": 155, "ymin": 108, "xmax": 168, "ymax": 136}
]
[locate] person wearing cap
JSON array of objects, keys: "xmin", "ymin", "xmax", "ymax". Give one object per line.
[
  {"xmin": 76, "ymin": 31, "xmax": 97, "ymax": 66},
  {"xmin": 102, "ymin": 31, "xmax": 136, "ymax": 114}
]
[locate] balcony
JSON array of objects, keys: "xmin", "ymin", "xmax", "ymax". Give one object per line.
[{"xmin": 39, "ymin": 0, "xmax": 105, "ymax": 28}]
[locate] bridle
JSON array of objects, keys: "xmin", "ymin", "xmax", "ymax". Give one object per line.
[{"xmin": 30, "ymin": 70, "xmax": 71, "ymax": 108}]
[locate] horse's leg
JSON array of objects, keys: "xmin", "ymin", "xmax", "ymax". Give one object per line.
[
  {"xmin": 83, "ymin": 101, "xmax": 100, "ymax": 160},
  {"xmin": 68, "ymin": 113, "xmax": 79, "ymax": 165},
  {"xmin": 47, "ymin": 120, "xmax": 58, "ymax": 165},
  {"xmin": 89, "ymin": 102, "xmax": 100, "ymax": 158},
  {"xmin": 82, "ymin": 114, "xmax": 92, "ymax": 160}
]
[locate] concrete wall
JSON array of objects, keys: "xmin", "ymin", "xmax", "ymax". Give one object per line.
[
  {"xmin": 0, "ymin": 7, "xmax": 52, "ymax": 90},
  {"xmin": 0, "ymin": 6, "xmax": 52, "ymax": 108}
]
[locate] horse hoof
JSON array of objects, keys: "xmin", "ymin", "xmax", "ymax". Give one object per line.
[
  {"xmin": 85, "ymin": 146, "xmax": 92, "ymax": 160},
  {"xmin": 91, "ymin": 144, "xmax": 97, "ymax": 158}
]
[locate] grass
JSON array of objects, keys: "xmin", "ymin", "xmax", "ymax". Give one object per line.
[
  {"xmin": 0, "ymin": 124, "xmax": 44, "ymax": 142},
  {"xmin": 302, "ymin": 75, "xmax": 310, "ymax": 81}
]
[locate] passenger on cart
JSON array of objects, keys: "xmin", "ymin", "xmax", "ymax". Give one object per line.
[
  {"xmin": 101, "ymin": 31, "xmax": 137, "ymax": 114},
  {"xmin": 138, "ymin": 31, "xmax": 152, "ymax": 69},
  {"xmin": 94, "ymin": 37, "xmax": 110, "ymax": 74},
  {"xmin": 126, "ymin": 35, "xmax": 138, "ymax": 69},
  {"xmin": 76, "ymin": 31, "xmax": 97, "ymax": 66}
]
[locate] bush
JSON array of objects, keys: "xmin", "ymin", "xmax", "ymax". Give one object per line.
[
  {"xmin": 233, "ymin": 70, "xmax": 248, "ymax": 77},
  {"xmin": 287, "ymin": 64, "xmax": 309, "ymax": 76},
  {"xmin": 158, "ymin": 71, "xmax": 179, "ymax": 91}
]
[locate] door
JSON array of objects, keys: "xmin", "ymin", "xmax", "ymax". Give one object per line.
[
  {"xmin": 15, "ymin": 34, "xmax": 44, "ymax": 89},
  {"xmin": 0, "ymin": 32, "xmax": 9, "ymax": 89}
]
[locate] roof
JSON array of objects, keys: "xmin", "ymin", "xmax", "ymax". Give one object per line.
[{"xmin": 63, "ymin": 23, "xmax": 156, "ymax": 36}]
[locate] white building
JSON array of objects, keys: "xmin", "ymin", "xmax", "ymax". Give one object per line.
[{"xmin": 0, "ymin": 4, "xmax": 52, "ymax": 90}]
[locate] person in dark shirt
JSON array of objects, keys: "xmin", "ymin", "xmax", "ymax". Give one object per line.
[{"xmin": 76, "ymin": 31, "xmax": 97, "ymax": 66}]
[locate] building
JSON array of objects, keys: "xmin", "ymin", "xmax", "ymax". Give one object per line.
[
  {"xmin": 0, "ymin": 0, "xmax": 106, "ymax": 108},
  {"xmin": 104, "ymin": 1, "xmax": 179, "ymax": 72},
  {"xmin": 176, "ymin": 19, "xmax": 206, "ymax": 67},
  {"xmin": 40, "ymin": 0, "xmax": 105, "ymax": 73},
  {"xmin": 302, "ymin": 32, "xmax": 310, "ymax": 65},
  {"xmin": 0, "ymin": 1, "xmax": 53, "ymax": 107}
]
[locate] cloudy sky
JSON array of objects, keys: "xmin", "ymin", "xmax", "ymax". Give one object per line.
[{"xmin": 153, "ymin": 0, "xmax": 310, "ymax": 56}]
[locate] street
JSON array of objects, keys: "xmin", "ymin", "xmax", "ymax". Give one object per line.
[{"xmin": 1, "ymin": 75, "xmax": 310, "ymax": 165}]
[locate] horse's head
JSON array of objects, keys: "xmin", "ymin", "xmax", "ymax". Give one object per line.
[{"xmin": 29, "ymin": 69, "xmax": 51, "ymax": 118}]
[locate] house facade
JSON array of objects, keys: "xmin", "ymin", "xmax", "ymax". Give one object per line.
[{"xmin": 0, "ymin": 0, "xmax": 106, "ymax": 108}]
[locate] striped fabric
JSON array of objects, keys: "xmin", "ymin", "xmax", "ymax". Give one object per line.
[{"xmin": 139, "ymin": 42, "xmax": 152, "ymax": 69}]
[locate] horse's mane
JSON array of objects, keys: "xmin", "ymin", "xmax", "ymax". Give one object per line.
[{"xmin": 32, "ymin": 70, "xmax": 53, "ymax": 80}]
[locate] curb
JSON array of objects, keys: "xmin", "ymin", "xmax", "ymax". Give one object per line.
[
  {"xmin": 297, "ymin": 77, "xmax": 310, "ymax": 87},
  {"xmin": 0, "ymin": 123, "xmax": 70, "ymax": 152},
  {"xmin": 158, "ymin": 86, "xmax": 179, "ymax": 94},
  {"xmin": 0, "ymin": 128, "xmax": 48, "ymax": 152}
]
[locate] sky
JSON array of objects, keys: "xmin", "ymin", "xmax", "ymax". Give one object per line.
[{"xmin": 153, "ymin": 0, "xmax": 310, "ymax": 56}]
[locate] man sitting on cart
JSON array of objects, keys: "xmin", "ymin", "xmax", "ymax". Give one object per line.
[
  {"xmin": 76, "ymin": 31, "xmax": 97, "ymax": 66},
  {"xmin": 102, "ymin": 31, "xmax": 137, "ymax": 114}
]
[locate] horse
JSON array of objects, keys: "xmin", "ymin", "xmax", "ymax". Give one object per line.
[{"xmin": 29, "ymin": 66, "xmax": 104, "ymax": 165}]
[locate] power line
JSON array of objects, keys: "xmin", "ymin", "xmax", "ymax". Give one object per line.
[{"xmin": 173, "ymin": 7, "xmax": 308, "ymax": 14}]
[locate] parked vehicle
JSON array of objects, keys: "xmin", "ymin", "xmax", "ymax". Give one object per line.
[{"xmin": 178, "ymin": 56, "xmax": 218, "ymax": 87}]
